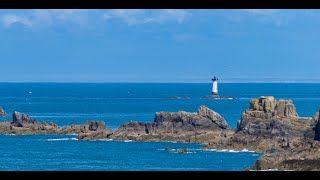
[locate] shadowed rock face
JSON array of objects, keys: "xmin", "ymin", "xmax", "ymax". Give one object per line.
[
  {"xmin": 0, "ymin": 107, "xmax": 7, "ymax": 116},
  {"xmin": 111, "ymin": 105, "xmax": 230, "ymax": 142},
  {"xmin": 12, "ymin": 111, "xmax": 37, "ymax": 127},
  {"xmin": 314, "ymin": 110, "xmax": 320, "ymax": 141},
  {"xmin": 198, "ymin": 105, "xmax": 229, "ymax": 129}
]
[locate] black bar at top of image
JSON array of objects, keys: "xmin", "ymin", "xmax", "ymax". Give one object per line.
[{"xmin": 0, "ymin": 0, "xmax": 319, "ymax": 9}]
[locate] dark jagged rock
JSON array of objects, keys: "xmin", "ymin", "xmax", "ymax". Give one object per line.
[
  {"xmin": 198, "ymin": 105, "xmax": 228, "ymax": 129},
  {"xmin": 0, "ymin": 107, "xmax": 7, "ymax": 116},
  {"xmin": 111, "ymin": 105, "xmax": 232, "ymax": 142},
  {"xmin": 12, "ymin": 111, "xmax": 37, "ymax": 127},
  {"xmin": 0, "ymin": 111, "xmax": 60, "ymax": 134}
]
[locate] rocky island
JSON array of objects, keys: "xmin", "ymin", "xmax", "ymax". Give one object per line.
[
  {"xmin": 109, "ymin": 105, "xmax": 233, "ymax": 142},
  {"xmin": 0, "ymin": 111, "xmax": 113, "ymax": 137}
]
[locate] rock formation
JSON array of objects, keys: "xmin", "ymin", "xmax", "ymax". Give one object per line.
[
  {"xmin": 110, "ymin": 105, "xmax": 232, "ymax": 142},
  {"xmin": 0, "ymin": 112, "xmax": 113, "ymax": 137},
  {"xmin": 204, "ymin": 96, "xmax": 315, "ymax": 152},
  {"xmin": 60, "ymin": 121, "xmax": 113, "ymax": 140},
  {"xmin": 248, "ymin": 139, "xmax": 320, "ymax": 171},
  {"xmin": 202, "ymin": 96, "xmax": 320, "ymax": 171},
  {"xmin": 0, "ymin": 107, "xmax": 7, "ymax": 116},
  {"xmin": 0, "ymin": 111, "xmax": 60, "ymax": 134}
]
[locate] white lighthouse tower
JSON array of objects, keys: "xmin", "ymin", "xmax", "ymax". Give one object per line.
[{"xmin": 212, "ymin": 76, "xmax": 218, "ymax": 95}]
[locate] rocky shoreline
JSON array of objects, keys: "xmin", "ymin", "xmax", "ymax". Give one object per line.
[{"xmin": 0, "ymin": 96, "xmax": 320, "ymax": 170}]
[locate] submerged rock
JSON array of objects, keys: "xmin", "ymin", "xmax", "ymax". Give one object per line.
[
  {"xmin": 178, "ymin": 148, "xmax": 190, "ymax": 153},
  {"xmin": 168, "ymin": 96, "xmax": 190, "ymax": 100}
]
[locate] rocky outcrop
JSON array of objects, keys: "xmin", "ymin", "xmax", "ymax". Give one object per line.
[
  {"xmin": 198, "ymin": 105, "xmax": 228, "ymax": 129},
  {"xmin": 0, "ymin": 107, "xmax": 7, "ymax": 116},
  {"xmin": 201, "ymin": 96, "xmax": 320, "ymax": 171},
  {"xmin": 238, "ymin": 96, "xmax": 312, "ymax": 139},
  {"xmin": 0, "ymin": 111, "xmax": 60, "ymax": 134},
  {"xmin": 0, "ymin": 112, "xmax": 113, "ymax": 137},
  {"xmin": 110, "ymin": 105, "xmax": 231, "ymax": 142},
  {"xmin": 12, "ymin": 111, "xmax": 37, "ymax": 127},
  {"xmin": 248, "ymin": 139, "xmax": 320, "ymax": 171},
  {"xmin": 63, "ymin": 121, "xmax": 113, "ymax": 140},
  {"xmin": 204, "ymin": 96, "xmax": 315, "ymax": 152}
]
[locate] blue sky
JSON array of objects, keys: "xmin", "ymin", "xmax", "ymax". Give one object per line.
[{"xmin": 0, "ymin": 9, "xmax": 319, "ymax": 82}]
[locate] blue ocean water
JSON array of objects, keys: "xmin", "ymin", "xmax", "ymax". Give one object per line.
[{"xmin": 0, "ymin": 83, "xmax": 319, "ymax": 170}]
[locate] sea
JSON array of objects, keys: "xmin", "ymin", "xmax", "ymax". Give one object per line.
[{"xmin": 0, "ymin": 83, "xmax": 319, "ymax": 171}]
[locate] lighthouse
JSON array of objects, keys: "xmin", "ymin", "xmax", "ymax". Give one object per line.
[{"xmin": 212, "ymin": 76, "xmax": 218, "ymax": 95}]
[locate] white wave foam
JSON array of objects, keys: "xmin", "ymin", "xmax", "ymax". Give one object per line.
[
  {"xmin": 4, "ymin": 134, "xmax": 16, "ymax": 136},
  {"xmin": 124, "ymin": 140, "xmax": 132, "ymax": 142},
  {"xmin": 96, "ymin": 139, "xmax": 113, "ymax": 141},
  {"xmin": 228, "ymin": 150, "xmax": 239, "ymax": 152},
  {"xmin": 202, "ymin": 149, "xmax": 216, "ymax": 151},
  {"xmin": 202, "ymin": 148, "xmax": 256, "ymax": 153},
  {"xmin": 241, "ymin": 148, "xmax": 256, "ymax": 153},
  {"xmin": 158, "ymin": 148, "xmax": 176, "ymax": 151},
  {"xmin": 46, "ymin": 138, "xmax": 77, "ymax": 141}
]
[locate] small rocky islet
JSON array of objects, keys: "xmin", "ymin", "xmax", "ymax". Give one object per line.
[{"xmin": 0, "ymin": 96, "xmax": 320, "ymax": 171}]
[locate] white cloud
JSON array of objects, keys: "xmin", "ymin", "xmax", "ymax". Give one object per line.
[
  {"xmin": 0, "ymin": 9, "xmax": 92, "ymax": 30},
  {"xmin": 104, "ymin": 9, "xmax": 190, "ymax": 25},
  {"xmin": 0, "ymin": 9, "xmax": 191, "ymax": 30},
  {"xmin": 220, "ymin": 9, "xmax": 295, "ymax": 26},
  {"xmin": 1, "ymin": 14, "xmax": 32, "ymax": 28}
]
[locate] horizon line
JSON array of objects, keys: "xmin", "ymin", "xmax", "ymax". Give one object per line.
[{"xmin": 1, "ymin": 81, "xmax": 320, "ymax": 84}]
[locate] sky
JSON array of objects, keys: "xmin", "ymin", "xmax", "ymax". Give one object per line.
[{"xmin": 0, "ymin": 9, "xmax": 320, "ymax": 83}]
